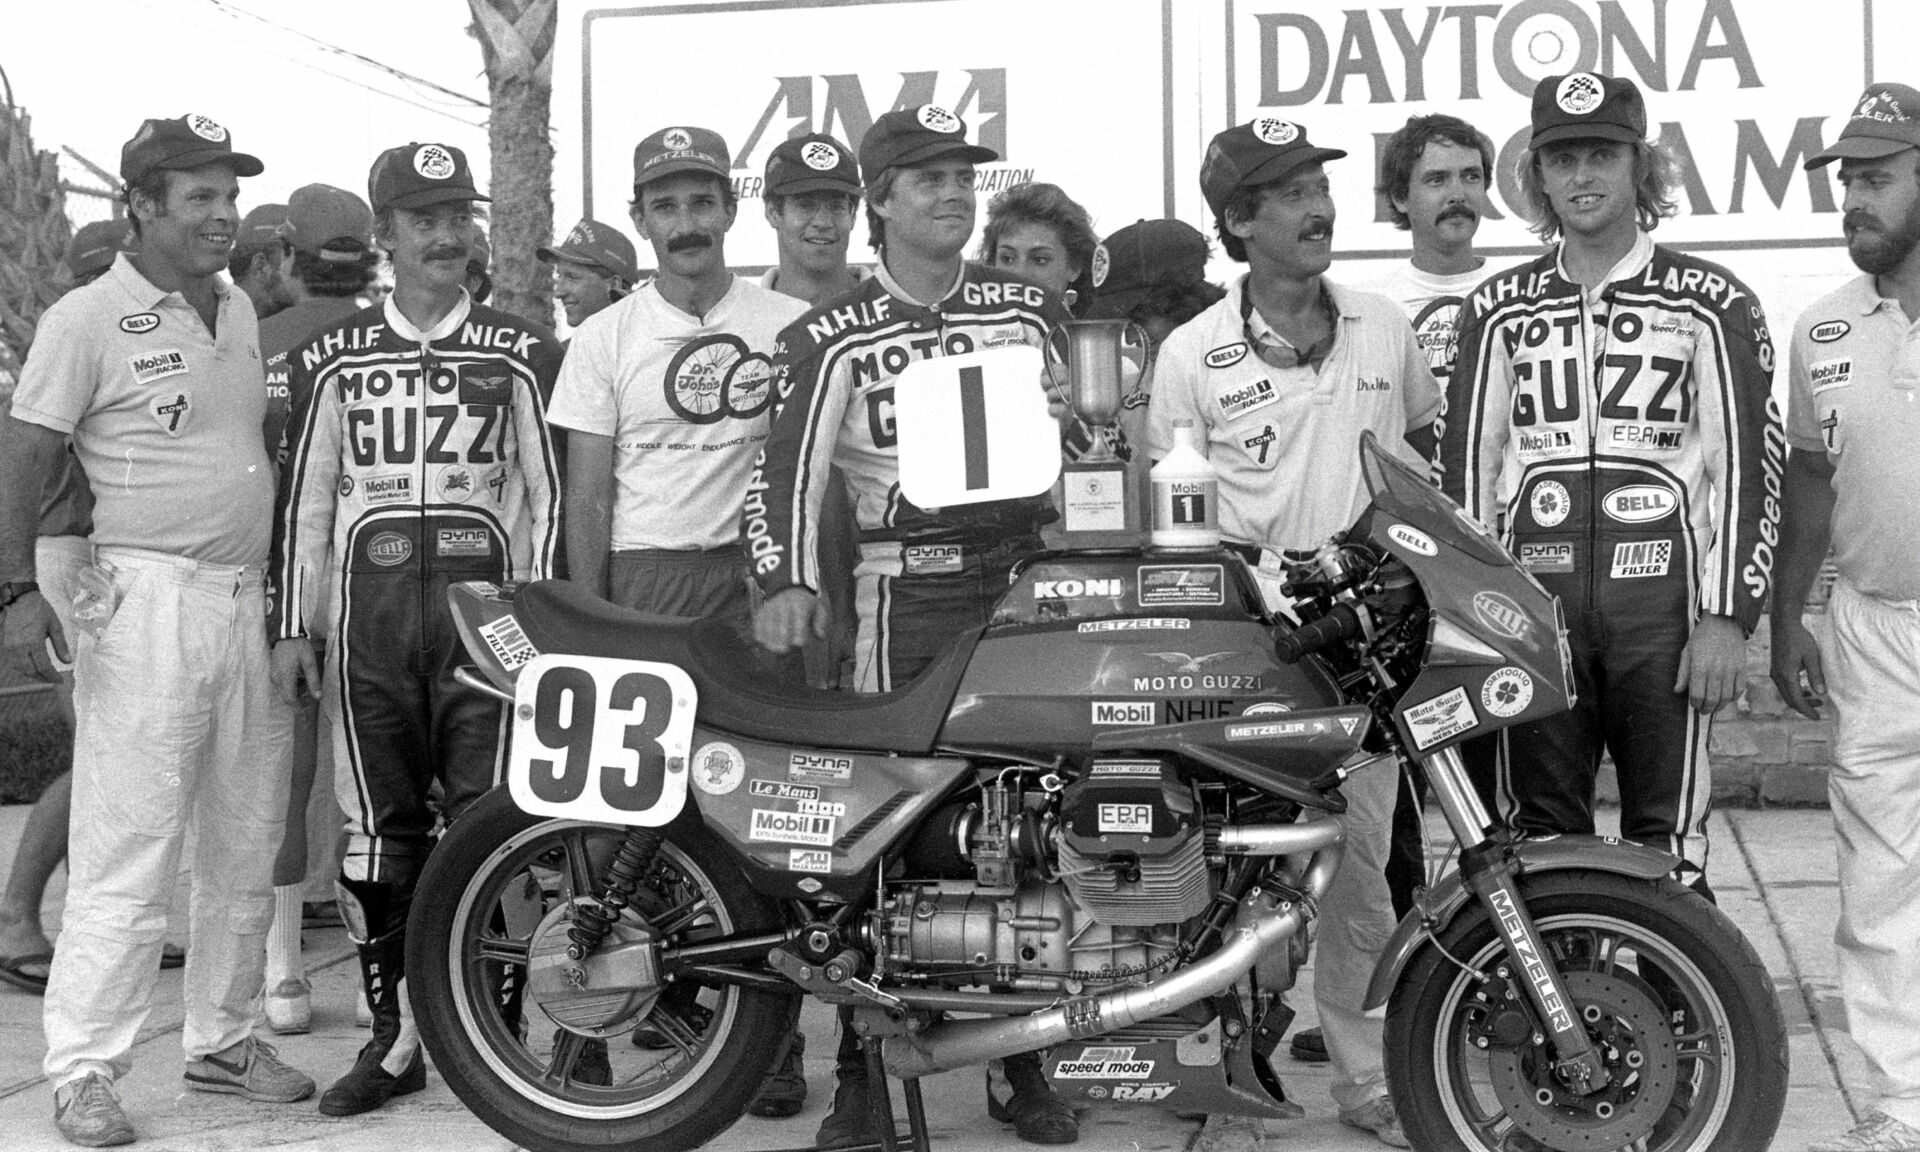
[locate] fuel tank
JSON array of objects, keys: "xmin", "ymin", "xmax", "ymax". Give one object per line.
[{"xmin": 941, "ymin": 549, "xmax": 1341, "ymax": 753}]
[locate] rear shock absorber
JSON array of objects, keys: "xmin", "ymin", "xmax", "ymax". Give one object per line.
[{"xmin": 567, "ymin": 828, "xmax": 664, "ymax": 960}]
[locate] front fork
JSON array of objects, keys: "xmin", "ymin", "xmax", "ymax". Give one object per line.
[{"xmin": 1419, "ymin": 744, "xmax": 1610, "ymax": 1094}]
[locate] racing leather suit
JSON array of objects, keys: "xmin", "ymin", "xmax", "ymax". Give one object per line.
[
  {"xmin": 747, "ymin": 263, "xmax": 1068, "ymax": 692},
  {"xmin": 270, "ymin": 293, "xmax": 562, "ymax": 886},
  {"xmin": 1438, "ymin": 233, "xmax": 1780, "ymax": 876}
]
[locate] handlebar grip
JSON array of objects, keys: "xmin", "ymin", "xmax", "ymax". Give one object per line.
[{"xmin": 1274, "ymin": 603, "xmax": 1362, "ymax": 663}]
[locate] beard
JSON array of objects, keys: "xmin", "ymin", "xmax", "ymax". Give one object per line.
[{"xmin": 1846, "ymin": 201, "xmax": 1920, "ymax": 276}]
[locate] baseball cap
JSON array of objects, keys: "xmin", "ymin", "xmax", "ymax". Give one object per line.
[
  {"xmin": 633, "ymin": 126, "xmax": 730, "ymax": 188},
  {"xmin": 63, "ymin": 220, "xmax": 134, "ymax": 282},
  {"xmin": 1529, "ymin": 72, "xmax": 1647, "ymax": 149},
  {"xmin": 765, "ymin": 133, "xmax": 862, "ymax": 197},
  {"xmin": 285, "ymin": 184, "xmax": 374, "ymax": 259},
  {"xmin": 1200, "ymin": 118, "xmax": 1347, "ymax": 216},
  {"xmin": 235, "ymin": 204, "xmax": 288, "ymax": 253},
  {"xmin": 120, "ymin": 114, "xmax": 263, "ymax": 185},
  {"xmin": 537, "ymin": 218, "xmax": 640, "ymax": 283},
  {"xmin": 1807, "ymin": 82, "xmax": 1920, "ymax": 168},
  {"xmin": 368, "ymin": 142, "xmax": 489, "ymax": 214},
  {"xmin": 858, "ymin": 105, "xmax": 998, "ymax": 183},
  {"xmin": 1083, "ymin": 219, "xmax": 1211, "ymax": 321}
]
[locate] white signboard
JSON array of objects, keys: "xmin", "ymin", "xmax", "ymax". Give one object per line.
[{"xmin": 894, "ymin": 345, "xmax": 1062, "ymax": 507}]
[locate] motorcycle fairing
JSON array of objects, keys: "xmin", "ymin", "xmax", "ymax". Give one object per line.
[
  {"xmin": 1360, "ymin": 833, "xmax": 1679, "ymax": 1011},
  {"xmin": 991, "ymin": 548, "xmax": 1270, "ymax": 628},
  {"xmin": 688, "ymin": 730, "xmax": 974, "ymax": 901},
  {"xmin": 1089, "ymin": 708, "xmax": 1374, "ymax": 813},
  {"xmin": 1044, "ymin": 1022, "xmax": 1303, "ymax": 1119},
  {"xmin": 1355, "ymin": 434, "xmax": 1577, "ymax": 756}
]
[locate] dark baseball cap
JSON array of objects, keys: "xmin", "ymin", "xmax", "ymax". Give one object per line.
[
  {"xmin": 1807, "ymin": 82, "xmax": 1920, "ymax": 168},
  {"xmin": 1200, "ymin": 118, "xmax": 1347, "ymax": 216},
  {"xmin": 64, "ymin": 220, "xmax": 135, "ymax": 282},
  {"xmin": 633, "ymin": 126, "xmax": 731, "ymax": 188},
  {"xmin": 765, "ymin": 133, "xmax": 862, "ymax": 197},
  {"xmin": 235, "ymin": 204, "xmax": 288, "ymax": 253},
  {"xmin": 538, "ymin": 217, "xmax": 641, "ymax": 283},
  {"xmin": 1529, "ymin": 72, "xmax": 1647, "ymax": 149},
  {"xmin": 368, "ymin": 142, "xmax": 489, "ymax": 214},
  {"xmin": 286, "ymin": 184, "xmax": 374, "ymax": 260},
  {"xmin": 1083, "ymin": 219, "xmax": 1211, "ymax": 321},
  {"xmin": 858, "ymin": 105, "xmax": 998, "ymax": 183},
  {"xmin": 119, "ymin": 114, "xmax": 264, "ymax": 184}
]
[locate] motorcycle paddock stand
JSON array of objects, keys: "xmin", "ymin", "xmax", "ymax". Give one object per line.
[{"xmin": 737, "ymin": 1037, "xmax": 932, "ymax": 1152}]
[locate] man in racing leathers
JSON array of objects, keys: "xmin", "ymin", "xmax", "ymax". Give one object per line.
[
  {"xmin": 1438, "ymin": 72, "xmax": 1779, "ymax": 891},
  {"xmin": 268, "ymin": 141, "xmax": 562, "ymax": 1118},
  {"xmin": 748, "ymin": 104, "xmax": 1079, "ymax": 1147}
]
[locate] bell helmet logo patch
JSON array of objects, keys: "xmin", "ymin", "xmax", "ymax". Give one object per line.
[
  {"xmin": 663, "ymin": 127, "xmax": 693, "ymax": 151},
  {"xmin": 801, "ymin": 141, "xmax": 841, "ymax": 170},
  {"xmin": 1531, "ymin": 480, "xmax": 1570, "ymax": 528},
  {"xmin": 1090, "ymin": 243, "xmax": 1111, "ymax": 288},
  {"xmin": 1206, "ymin": 342, "xmax": 1250, "ymax": 369},
  {"xmin": 1252, "ymin": 118, "xmax": 1299, "ymax": 145},
  {"xmin": 186, "ymin": 114, "xmax": 229, "ymax": 142},
  {"xmin": 917, "ymin": 105, "xmax": 962, "ymax": 134},
  {"xmin": 120, "ymin": 312, "xmax": 159, "ymax": 335},
  {"xmin": 1809, "ymin": 320, "xmax": 1851, "ymax": 344},
  {"xmin": 1556, "ymin": 73, "xmax": 1605, "ymax": 115},
  {"xmin": 1602, "ymin": 484, "xmax": 1677, "ymax": 524},
  {"xmin": 1472, "ymin": 590, "xmax": 1530, "ymax": 641},
  {"xmin": 413, "ymin": 145, "xmax": 456, "ymax": 179},
  {"xmin": 1387, "ymin": 524, "xmax": 1438, "ymax": 557},
  {"xmin": 368, "ymin": 532, "xmax": 412, "ymax": 566}
]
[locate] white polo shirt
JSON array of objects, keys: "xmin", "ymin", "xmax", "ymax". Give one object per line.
[
  {"xmin": 1146, "ymin": 275, "xmax": 1438, "ymax": 552},
  {"xmin": 1786, "ymin": 274, "xmax": 1920, "ymax": 601},
  {"xmin": 546, "ymin": 276, "xmax": 807, "ymax": 551},
  {"xmin": 12, "ymin": 253, "xmax": 274, "ymax": 566}
]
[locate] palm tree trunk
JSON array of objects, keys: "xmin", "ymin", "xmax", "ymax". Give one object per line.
[{"xmin": 467, "ymin": 0, "xmax": 557, "ymax": 329}]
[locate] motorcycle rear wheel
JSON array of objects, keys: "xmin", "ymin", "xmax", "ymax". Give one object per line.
[
  {"xmin": 408, "ymin": 787, "xmax": 792, "ymax": 1152},
  {"xmin": 1385, "ymin": 868, "xmax": 1787, "ymax": 1152}
]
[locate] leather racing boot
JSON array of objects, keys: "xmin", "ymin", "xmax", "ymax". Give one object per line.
[
  {"xmin": 746, "ymin": 1030, "xmax": 807, "ymax": 1117},
  {"xmin": 815, "ymin": 1017, "xmax": 875, "ymax": 1149},
  {"xmin": 987, "ymin": 1050, "xmax": 1079, "ymax": 1144},
  {"xmin": 319, "ymin": 877, "xmax": 428, "ymax": 1117}
]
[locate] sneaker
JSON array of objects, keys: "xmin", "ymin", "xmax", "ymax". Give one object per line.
[
  {"xmin": 747, "ymin": 1031, "xmax": 808, "ymax": 1117},
  {"xmin": 184, "ymin": 1036, "xmax": 316, "ymax": 1103},
  {"xmin": 1338, "ymin": 1096, "xmax": 1411, "ymax": 1148},
  {"xmin": 1288, "ymin": 1025, "xmax": 1328, "ymax": 1063},
  {"xmin": 1810, "ymin": 1112, "xmax": 1920, "ymax": 1152},
  {"xmin": 53, "ymin": 1073, "xmax": 134, "ymax": 1148},
  {"xmin": 815, "ymin": 1067, "xmax": 876, "ymax": 1149},
  {"xmin": 265, "ymin": 978, "xmax": 312, "ymax": 1035}
]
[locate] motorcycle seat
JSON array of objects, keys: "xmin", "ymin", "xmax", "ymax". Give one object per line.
[{"xmin": 509, "ymin": 579, "xmax": 975, "ymax": 755}]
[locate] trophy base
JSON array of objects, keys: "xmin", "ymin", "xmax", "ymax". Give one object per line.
[{"xmin": 1061, "ymin": 461, "xmax": 1142, "ymax": 551}]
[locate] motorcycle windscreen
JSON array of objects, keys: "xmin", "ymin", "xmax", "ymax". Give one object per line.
[{"xmin": 1352, "ymin": 432, "xmax": 1576, "ymax": 757}]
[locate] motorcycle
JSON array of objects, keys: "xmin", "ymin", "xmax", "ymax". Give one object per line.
[{"xmin": 411, "ymin": 430, "xmax": 1787, "ymax": 1152}]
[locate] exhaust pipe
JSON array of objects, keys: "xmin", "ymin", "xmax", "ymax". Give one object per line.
[{"xmin": 883, "ymin": 838, "xmax": 1342, "ymax": 1079}]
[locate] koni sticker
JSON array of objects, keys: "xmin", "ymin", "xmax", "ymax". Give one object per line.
[
  {"xmin": 749, "ymin": 809, "xmax": 835, "ymax": 847},
  {"xmin": 1136, "ymin": 565, "xmax": 1225, "ymax": 607},
  {"xmin": 692, "ymin": 742, "xmax": 745, "ymax": 795},
  {"xmin": 1404, "ymin": 686, "xmax": 1478, "ymax": 750}
]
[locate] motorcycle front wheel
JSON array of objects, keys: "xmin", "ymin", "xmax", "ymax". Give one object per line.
[
  {"xmin": 408, "ymin": 787, "xmax": 793, "ymax": 1152},
  {"xmin": 1385, "ymin": 868, "xmax": 1787, "ymax": 1152}
]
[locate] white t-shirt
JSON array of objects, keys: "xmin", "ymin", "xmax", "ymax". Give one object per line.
[
  {"xmin": 1146, "ymin": 276, "xmax": 1439, "ymax": 552},
  {"xmin": 1367, "ymin": 261, "xmax": 1486, "ymax": 385},
  {"xmin": 546, "ymin": 277, "xmax": 807, "ymax": 550}
]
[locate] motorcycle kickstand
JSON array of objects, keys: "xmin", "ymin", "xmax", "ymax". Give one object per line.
[{"xmin": 862, "ymin": 1037, "xmax": 932, "ymax": 1152}]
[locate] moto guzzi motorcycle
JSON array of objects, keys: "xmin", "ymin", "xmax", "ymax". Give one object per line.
[{"xmin": 412, "ymin": 433, "xmax": 1786, "ymax": 1152}]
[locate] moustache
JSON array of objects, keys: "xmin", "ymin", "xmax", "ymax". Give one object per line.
[
  {"xmin": 1297, "ymin": 219, "xmax": 1333, "ymax": 241},
  {"xmin": 1844, "ymin": 211, "xmax": 1882, "ymax": 234},
  {"xmin": 425, "ymin": 245, "xmax": 468, "ymax": 264},
  {"xmin": 1438, "ymin": 205, "xmax": 1479, "ymax": 225},
  {"xmin": 667, "ymin": 232, "xmax": 715, "ymax": 254}
]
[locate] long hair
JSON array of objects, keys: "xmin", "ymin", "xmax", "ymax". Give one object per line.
[
  {"xmin": 977, "ymin": 182, "xmax": 1099, "ymax": 313},
  {"xmin": 863, "ymin": 167, "xmax": 902, "ymax": 255},
  {"xmin": 1517, "ymin": 138, "xmax": 1681, "ymax": 242}
]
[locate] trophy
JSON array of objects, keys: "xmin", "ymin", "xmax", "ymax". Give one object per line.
[{"xmin": 1047, "ymin": 319, "xmax": 1148, "ymax": 547}]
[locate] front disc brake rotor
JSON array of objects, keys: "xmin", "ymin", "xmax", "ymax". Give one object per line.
[
  {"xmin": 1487, "ymin": 970, "xmax": 1680, "ymax": 1149},
  {"xmin": 524, "ymin": 897, "xmax": 662, "ymax": 1038}
]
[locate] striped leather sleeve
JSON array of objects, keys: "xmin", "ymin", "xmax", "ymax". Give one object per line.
[
  {"xmin": 268, "ymin": 335, "xmax": 343, "ymax": 641},
  {"xmin": 1435, "ymin": 282, "xmax": 1508, "ymax": 529},
  {"xmin": 1695, "ymin": 279, "xmax": 1781, "ymax": 635},
  {"xmin": 513, "ymin": 333, "xmax": 565, "ymax": 582},
  {"xmin": 746, "ymin": 314, "xmax": 845, "ymax": 597}
]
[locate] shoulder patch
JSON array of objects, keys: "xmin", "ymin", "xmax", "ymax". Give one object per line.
[
  {"xmin": 119, "ymin": 313, "xmax": 159, "ymax": 335},
  {"xmin": 1809, "ymin": 320, "xmax": 1850, "ymax": 344},
  {"xmin": 1206, "ymin": 342, "xmax": 1249, "ymax": 369}
]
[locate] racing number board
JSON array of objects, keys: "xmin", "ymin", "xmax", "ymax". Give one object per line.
[
  {"xmin": 507, "ymin": 654, "xmax": 697, "ymax": 826},
  {"xmin": 894, "ymin": 345, "xmax": 1063, "ymax": 509}
]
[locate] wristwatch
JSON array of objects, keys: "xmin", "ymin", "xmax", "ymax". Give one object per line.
[{"xmin": 0, "ymin": 580, "xmax": 40, "ymax": 610}]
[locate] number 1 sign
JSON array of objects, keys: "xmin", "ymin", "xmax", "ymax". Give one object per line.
[{"xmin": 893, "ymin": 345, "xmax": 1063, "ymax": 509}]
